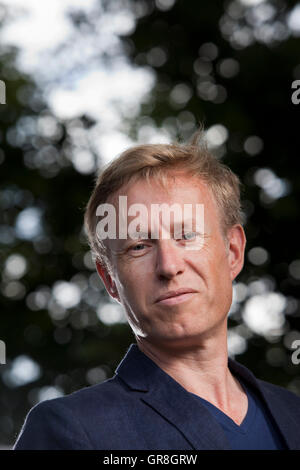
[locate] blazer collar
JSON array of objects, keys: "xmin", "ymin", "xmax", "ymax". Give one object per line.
[
  {"xmin": 115, "ymin": 343, "xmax": 300, "ymax": 450},
  {"xmin": 115, "ymin": 344, "xmax": 230, "ymax": 449}
]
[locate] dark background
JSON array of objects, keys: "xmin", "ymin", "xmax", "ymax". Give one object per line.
[{"xmin": 1, "ymin": 0, "xmax": 300, "ymax": 447}]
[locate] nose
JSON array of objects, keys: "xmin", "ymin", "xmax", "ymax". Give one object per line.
[{"xmin": 155, "ymin": 239, "xmax": 185, "ymax": 280}]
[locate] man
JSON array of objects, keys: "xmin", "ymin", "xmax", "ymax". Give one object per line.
[{"xmin": 14, "ymin": 132, "xmax": 300, "ymax": 450}]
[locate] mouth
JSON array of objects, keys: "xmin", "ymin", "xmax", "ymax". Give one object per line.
[{"xmin": 155, "ymin": 289, "xmax": 197, "ymax": 305}]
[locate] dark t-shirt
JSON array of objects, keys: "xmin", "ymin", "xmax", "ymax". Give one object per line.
[{"xmin": 190, "ymin": 376, "xmax": 287, "ymax": 450}]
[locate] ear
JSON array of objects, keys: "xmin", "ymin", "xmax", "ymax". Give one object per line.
[
  {"xmin": 95, "ymin": 260, "xmax": 120, "ymax": 302},
  {"xmin": 226, "ymin": 225, "xmax": 246, "ymax": 281}
]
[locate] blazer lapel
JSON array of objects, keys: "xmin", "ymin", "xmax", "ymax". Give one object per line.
[
  {"xmin": 115, "ymin": 344, "xmax": 231, "ymax": 450},
  {"xmin": 228, "ymin": 357, "xmax": 300, "ymax": 450}
]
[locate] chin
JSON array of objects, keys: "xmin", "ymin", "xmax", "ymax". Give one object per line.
[{"xmin": 145, "ymin": 325, "xmax": 208, "ymax": 345}]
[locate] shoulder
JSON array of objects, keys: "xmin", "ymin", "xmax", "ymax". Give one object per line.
[
  {"xmin": 257, "ymin": 377, "xmax": 300, "ymax": 405},
  {"xmin": 30, "ymin": 374, "xmax": 127, "ymax": 420},
  {"xmin": 14, "ymin": 375, "xmax": 130, "ymax": 449}
]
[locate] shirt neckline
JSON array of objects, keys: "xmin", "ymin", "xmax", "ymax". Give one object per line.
[{"xmin": 190, "ymin": 377, "xmax": 257, "ymax": 435}]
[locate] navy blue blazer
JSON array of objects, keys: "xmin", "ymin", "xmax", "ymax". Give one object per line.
[{"xmin": 14, "ymin": 343, "xmax": 300, "ymax": 450}]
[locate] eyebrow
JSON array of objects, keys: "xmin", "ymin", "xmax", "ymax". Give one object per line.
[{"xmin": 124, "ymin": 217, "xmax": 203, "ymax": 240}]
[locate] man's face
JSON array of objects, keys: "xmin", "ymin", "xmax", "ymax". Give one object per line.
[{"xmin": 97, "ymin": 172, "xmax": 245, "ymax": 349}]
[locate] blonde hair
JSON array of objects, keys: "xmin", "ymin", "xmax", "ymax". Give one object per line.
[{"xmin": 84, "ymin": 130, "xmax": 244, "ymax": 270}]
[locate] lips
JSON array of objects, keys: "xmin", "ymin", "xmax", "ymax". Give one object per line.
[{"xmin": 155, "ymin": 288, "xmax": 198, "ymax": 303}]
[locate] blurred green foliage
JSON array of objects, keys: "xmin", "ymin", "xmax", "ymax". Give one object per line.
[{"xmin": 0, "ymin": 0, "xmax": 300, "ymax": 447}]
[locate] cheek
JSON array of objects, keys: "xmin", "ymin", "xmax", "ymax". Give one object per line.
[
  {"xmin": 214, "ymin": 263, "xmax": 232, "ymax": 293},
  {"xmin": 201, "ymin": 248, "xmax": 232, "ymax": 289},
  {"xmin": 118, "ymin": 257, "xmax": 152, "ymax": 283},
  {"xmin": 215, "ymin": 263, "xmax": 233, "ymax": 306},
  {"xmin": 115, "ymin": 265, "xmax": 144, "ymax": 304}
]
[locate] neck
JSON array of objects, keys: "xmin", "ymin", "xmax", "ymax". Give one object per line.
[{"xmin": 136, "ymin": 327, "xmax": 247, "ymax": 423}]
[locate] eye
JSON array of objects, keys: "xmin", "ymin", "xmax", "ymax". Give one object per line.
[
  {"xmin": 128, "ymin": 241, "xmax": 151, "ymax": 255},
  {"xmin": 131, "ymin": 243, "xmax": 147, "ymax": 251},
  {"xmin": 182, "ymin": 232, "xmax": 197, "ymax": 241}
]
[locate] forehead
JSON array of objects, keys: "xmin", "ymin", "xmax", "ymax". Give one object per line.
[{"xmin": 108, "ymin": 172, "xmax": 216, "ymax": 210}]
